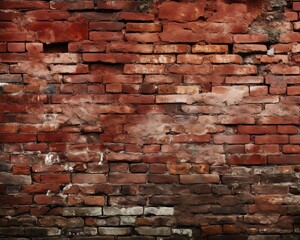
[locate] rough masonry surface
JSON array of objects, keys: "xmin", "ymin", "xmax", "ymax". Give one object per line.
[{"xmin": 0, "ymin": 0, "xmax": 300, "ymax": 239}]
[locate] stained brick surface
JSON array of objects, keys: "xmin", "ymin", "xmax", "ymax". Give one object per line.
[{"xmin": 0, "ymin": 0, "xmax": 300, "ymax": 239}]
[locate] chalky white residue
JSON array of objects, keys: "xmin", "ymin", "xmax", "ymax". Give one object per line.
[
  {"xmin": 45, "ymin": 152, "xmax": 60, "ymax": 165},
  {"xmin": 98, "ymin": 152, "xmax": 104, "ymax": 165}
]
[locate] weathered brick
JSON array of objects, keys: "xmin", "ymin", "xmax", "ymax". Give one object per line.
[
  {"xmin": 103, "ymin": 207, "xmax": 143, "ymax": 216},
  {"xmin": 98, "ymin": 227, "xmax": 131, "ymax": 235},
  {"xmin": 72, "ymin": 174, "xmax": 106, "ymax": 184},
  {"xmin": 180, "ymin": 174, "xmax": 220, "ymax": 184},
  {"xmin": 135, "ymin": 227, "xmax": 171, "ymax": 236},
  {"xmin": 192, "ymin": 45, "xmax": 228, "ymax": 53},
  {"xmin": 227, "ymin": 155, "xmax": 267, "ymax": 165},
  {"xmin": 144, "ymin": 207, "xmax": 174, "ymax": 216},
  {"xmin": 214, "ymin": 135, "xmax": 250, "ymax": 144},
  {"xmin": 158, "ymin": 1, "xmax": 205, "ymax": 22},
  {"xmin": 255, "ymin": 135, "xmax": 289, "ymax": 144},
  {"xmin": 108, "ymin": 173, "xmax": 146, "ymax": 184},
  {"xmin": 63, "ymin": 207, "xmax": 102, "ymax": 216},
  {"xmin": 27, "ymin": 21, "xmax": 88, "ymax": 43}
]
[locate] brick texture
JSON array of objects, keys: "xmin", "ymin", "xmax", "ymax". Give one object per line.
[{"xmin": 0, "ymin": 0, "xmax": 300, "ymax": 239}]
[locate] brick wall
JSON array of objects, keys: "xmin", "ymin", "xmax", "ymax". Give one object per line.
[{"xmin": 0, "ymin": 0, "xmax": 300, "ymax": 239}]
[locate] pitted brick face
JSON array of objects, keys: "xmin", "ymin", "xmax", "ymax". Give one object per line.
[{"xmin": 0, "ymin": 0, "xmax": 300, "ymax": 239}]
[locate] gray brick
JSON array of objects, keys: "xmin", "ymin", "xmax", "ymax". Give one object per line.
[
  {"xmin": 120, "ymin": 216, "xmax": 136, "ymax": 225},
  {"xmin": 0, "ymin": 74, "xmax": 22, "ymax": 83},
  {"xmin": 0, "ymin": 172, "xmax": 32, "ymax": 185},
  {"xmin": 103, "ymin": 207, "xmax": 143, "ymax": 216},
  {"xmin": 144, "ymin": 207, "xmax": 174, "ymax": 216},
  {"xmin": 24, "ymin": 227, "xmax": 61, "ymax": 237},
  {"xmin": 135, "ymin": 227, "xmax": 171, "ymax": 236},
  {"xmin": 172, "ymin": 228, "xmax": 193, "ymax": 237},
  {"xmin": 62, "ymin": 207, "xmax": 102, "ymax": 216},
  {"xmin": 98, "ymin": 227, "xmax": 132, "ymax": 235}
]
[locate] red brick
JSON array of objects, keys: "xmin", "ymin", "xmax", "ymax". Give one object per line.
[
  {"xmin": 148, "ymin": 174, "xmax": 179, "ymax": 184},
  {"xmin": 214, "ymin": 135, "xmax": 250, "ymax": 144},
  {"xmin": 106, "ymin": 152, "xmax": 141, "ymax": 162},
  {"xmin": 287, "ymin": 86, "xmax": 300, "ymax": 95},
  {"xmin": 124, "ymin": 64, "xmax": 165, "ymax": 74},
  {"xmin": 12, "ymin": 165, "xmax": 31, "ymax": 175},
  {"xmin": 126, "ymin": 23, "xmax": 161, "ymax": 32},
  {"xmin": 169, "ymin": 64, "xmax": 211, "ymax": 75},
  {"xmin": 119, "ymin": 95, "xmax": 155, "ymax": 104},
  {"xmin": 160, "ymin": 23, "xmax": 203, "ymax": 43},
  {"xmin": 180, "ymin": 174, "xmax": 220, "ymax": 184},
  {"xmin": 72, "ymin": 174, "xmax": 106, "ymax": 184},
  {"xmin": 108, "ymin": 173, "xmax": 146, "ymax": 184},
  {"xmin": 192, "ymin": 45, "xmax": 228, "ymax": 53},
  {"xmin": 283, "ymin": 145, "xmax": 300, "ymax": 153},
  {"xmin": 284, "ymin": 11, "xmax": 298, "ymax": 21},
  {"xmin": 213, "ymin": 64, "xmax": 257, "ymax": 75},
  {"xmin": 193, "ymin": 163, "xmax": 210, "ymax": 174},
  {"xmin": 238, "ymin": 126, "xmax": 277, "ymax": 134},
  {"xmin": 83, "ymin": 196, "xmax": 105, "ymax": 206},
  {"xmin": 171, "ymin": 134, "xmax": 210, "ymax": 143},
  {"xmin": 26, "ymin": 10, "xmax": 70, "ymax": 20},
  {"xmin": 158, "ymin": 1, "xmax": 205, "ymax": 22},
  {"xmin": 278, "ymin": 125, "xmax": 298, "ymax": 134},
  {"xmin": 26, "ymin": 43, "xmax": 43, "ymax": 52},
  {"xmin": 233, "ymin": 44, "xmax": 267, "ymax": 53},
  {"xmin": 109, "ymin": 41, "xmax": 153, "ymax": 53},
  {"xmin": 90, "ymin": 22, "xmax": 124, "ymax": 31},
  {"xmin": 96, "ymin": 0, "xmax": 137, "ymax": 10},
  {"xmin": 205, "ymin": 33, "xmax": 233, "ymax": 44},
  {"xmin": 290, "ymin": 136, "xmax": 300, "ymax": 144},
  {"xmin": 27, "ymin": 21, "xmax": 88, "ymax": 43},
  {"xmin": 118, "ymin": 12, "xmax": 155, "ymax": 21},
  {"xmin": 268, "ymin": 155, "xmax": 300, "ymax": 164},
  {"xmin": 149, "ymin": 164, "xmax": 166, "ymax": 174},
  {"xmin": 50, "ymin": 1, "xmax": 94, "ymax": 10},
  {"xmin": 130, "ymin": 163, "xmax": 148, "ymax": 173},
  {"xmin": 34, "ymin": 195, "xmax": 64, "ymax": 205},
  {"xmin": 0, "ymin": 33, "xmax": 32, "ymax": 42},
  {"xmin": 293, "ymin": 2, "xmax": 300, "ymax": 11},
  {"xmin": 0, "ymin": 11, "xmax": 21, "ymax": 21},
  {"xmin": 143, "ymin": 145, "xmax": 160, "ymax": 153},
  {"xmin": 233, "ymin": 34, "xmax": 268, "ymax": 43},
  {"xmin": 0, "ymin": 195, "xmax": 32, "ymax": 205},
  {"xmin": 0, "ymin": 124, "xmax": 19, "ymax": 133},
  {"xmin": 106, "ymin": 84, "xmax": 122, "ymax": 93},
  {"xmin": 269, "ymin": 64, "xmax": 300, "ymax": 75},
  {"xmin": 154, "ymin": 45, "xmax": 189, "ymax": 53},
  {"xmin": 23, "ymin": 184, "xmax": 60, "ymax": 194},
  {"xmin": 125, "ymin": 33, "xmax": 160, "ymax": 43},
  {"xmin": 223, "ymin": 224, "xmax": 242, "ymax": 234},
  {"xmin": 68, "ymin": 41, "xmax": 106, "ymax": 53},
  {"xmin": 249, "ymin": 86, "xmax": 268, "ymax": 96},
  {"xmin": 90, "ymin": 31, "xmax": 123, "ymax": 41},
  {"xmin": 38, "ymin": 173, "xmax": 70, "ymax": 183},
  {"xmin": 255, "ymin": 135, "xmax": 289, "ymax": 144},
  {"xmin": 227, "ymin": 154, "xmax": 267, "ymax": 165},
  {"xmin": 37, "ymin": 133, "xmax": 79, "ymax": 142},
  {"xmin": 144, "ymin": 75, "xmax": 181, "ymax": 84},
  {"xmin": 280, "ymin": 33, "xmax": 300, "ymax": 43},
  {"xmin": 7, "ymin": 43, "xmax": 25, "ymax": 52},
  {"xmin": 0, "ymin": 1, "xmax": 49, "ymax": 9},
  {"xmin": 169, "ymin": 164, "xmax": 191, "ymax": 174},
  {"xmin": 201, "ymin": 225, "xmax": 222, "ymax": 235},
  {"xmin": 143, "ymin": 155, "xmax": 177, "ymax": 164},
  {"xmin": 0, "ymin": 133, "xmax": 36, "ymax": 143}
]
